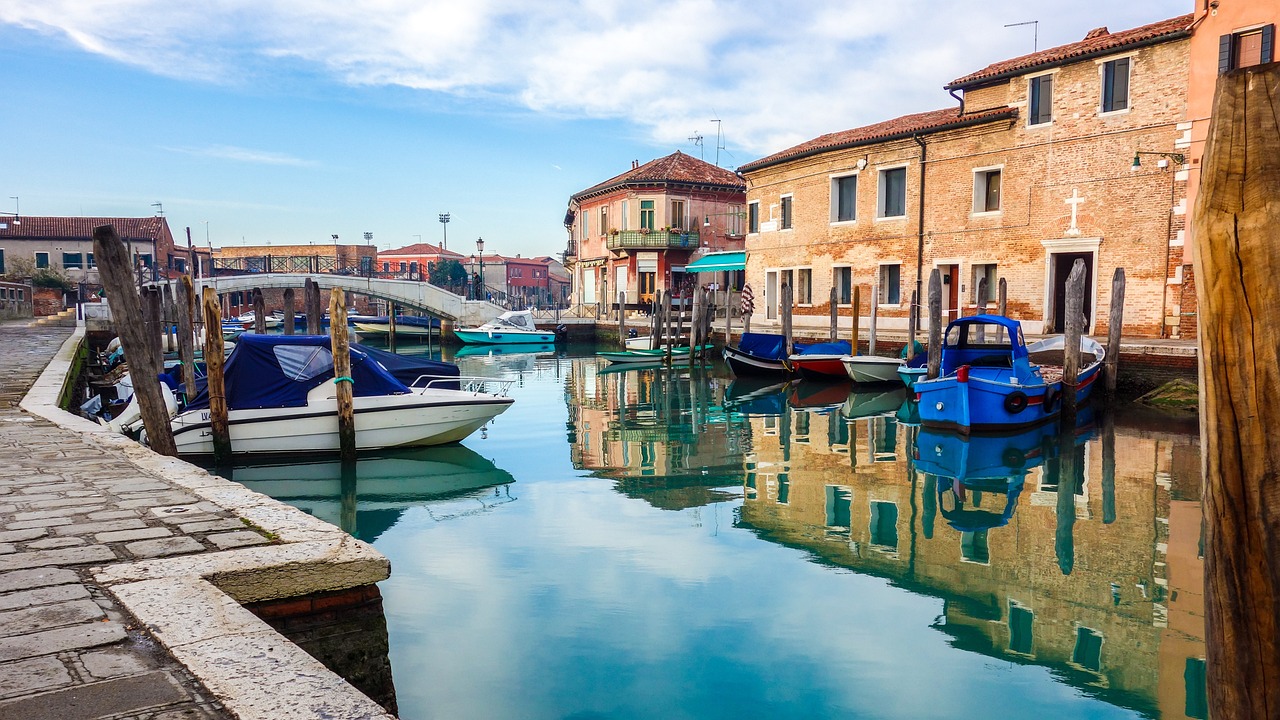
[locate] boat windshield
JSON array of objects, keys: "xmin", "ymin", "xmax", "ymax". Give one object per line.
[{"xmin": 945, "ymin": 322, "xmax": 1015, "ymax": 350}]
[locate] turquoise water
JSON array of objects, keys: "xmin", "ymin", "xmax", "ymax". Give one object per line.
[{"xmin": 231, "ymin": 343, "xmax": 1206, "ymax": 720}]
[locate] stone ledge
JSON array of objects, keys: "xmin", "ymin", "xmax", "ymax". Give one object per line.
[{"xmin": 21, "ymin": 327, "xmax": 394, "ymax": 720}]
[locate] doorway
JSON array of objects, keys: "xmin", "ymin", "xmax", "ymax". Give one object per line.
[
  {"xmin": 938, "ymin": 264, "xmax": 961, "ymax": 322},
  {"xmin": 1047, "ymin": 252, "xmax": 1094, "ymax": 333},
  {"xmin": 766, "ymin": 271, "xmax": 778, "ymax": 320}
]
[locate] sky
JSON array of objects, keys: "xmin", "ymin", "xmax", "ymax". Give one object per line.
[{"xmin": 0, "ymin": 0, "xmax": 1189, "ymax": 259}]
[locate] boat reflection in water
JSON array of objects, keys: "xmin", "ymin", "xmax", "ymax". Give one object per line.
[{"xmin": 223, "ymin": 445, "xmax": 516, "ymax": 541}]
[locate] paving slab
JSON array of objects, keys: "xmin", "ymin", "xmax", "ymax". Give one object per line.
[
  {"xmin": 0, "ymin": 583, "xmax": 90, "ymax": 611},
  {"xmin": 0, "ymin": 670, "xmax": 190, "ymax": 720}
]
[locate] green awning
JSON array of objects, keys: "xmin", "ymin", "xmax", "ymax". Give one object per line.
[{"xmin": 684, "ymin": 251, "xmax": 745, "ymax": 273}]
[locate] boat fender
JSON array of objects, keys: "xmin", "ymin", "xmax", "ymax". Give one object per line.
[
  {"xmin": 1042, "ymin": 387, "xmax": 1060, "ymax": 413},
  {"xmin": 1004, "ymin": 391, "xmax": 1029, "ymax": 414},
  {"xmin": 1002, "ymin": 447, "xmax": 1027, "ymax": 469}
]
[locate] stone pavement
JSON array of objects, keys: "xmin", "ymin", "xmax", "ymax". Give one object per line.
[{"xmin": 0, "ymin": 320, "xmax": 394, "ymax": 720}]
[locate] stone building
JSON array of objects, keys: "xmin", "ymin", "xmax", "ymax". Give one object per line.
[
  {"xmin": 565, "ymin": 151, "xmax": 746, "ymax": 312},
  {"xmin": 738, "ymin": 15, "xmax": 1195, "ymax": 338},
  {"xmin": 0, "ymin": 216, "xmax": 182, "ymax": 285}
]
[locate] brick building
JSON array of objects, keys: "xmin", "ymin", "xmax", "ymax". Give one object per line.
[
  {"xmin": 213, "ymin": 243, "xmax": 377, "ymax": 277},
  {"xmin": 566, "ymin": 151, "xmax": 746, "ymax": 311},
  {"xmin": 739, "ymin": 15, "xmax": 1196, "ymax": 338},
  {"xmin": 376, "ymin": 242, "xmax": 465, "ymax": 281},
  {"xmin": 0, "ymin": 216, "xmax": 182, "ymax": 286}
]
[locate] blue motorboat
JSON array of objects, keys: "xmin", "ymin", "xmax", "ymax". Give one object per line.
[{"xmin": 913, "ymin": 315, "xmax": 1104, "ymax": 432}]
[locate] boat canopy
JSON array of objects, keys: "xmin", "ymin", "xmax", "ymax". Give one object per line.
[
  {"xmin": 356, "ymin": 343, "xmax": 459, "ymax": 388},
  {"xmin": 684, "ymin": 251, "xmax": 746, "ymax": 273},
  {"xmin": 184, "ymin": 334, "xmax": 411, "ymax": 413},
  {"xmin": 796, "ymin": 340, "xmax": 851, "ymax": 356},
  {"xmin": 737, "ymin": 332, "xmax": 789, "ymax": 360},
  {"xmin": 494, "ymin": 310, "xmax": 537, "ymax": 330},
  {"xmin": 941, "ymin": 314, "xmax": 1028, "ymax": 373}
]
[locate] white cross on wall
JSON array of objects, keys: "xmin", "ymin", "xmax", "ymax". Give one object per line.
[{"xmin": 1064, "ymin": 188, "xmax": 1085, "ymax": 236}]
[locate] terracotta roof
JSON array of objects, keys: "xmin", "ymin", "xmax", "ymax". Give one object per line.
[
  {"xmin": 380, "ymin": 242, "xmax": 463, "ymax": 258},
  {"xmin": 0, "ymin": 216, "xmax": 172, "ymax": 241},
  {"xmin": 946, "ymin": 14, "xmax": 1193, "ymax": 89},
  {"xmin": 738, "ymin": 106, "xmax": 1017, "ymax": 174},
  {"xmin": 572, "ymin": 151, "xmax": 745, "ymax": 201}
]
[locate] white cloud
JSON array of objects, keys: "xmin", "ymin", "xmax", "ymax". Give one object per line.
[
  {"xmin": 162, "ymin": 144, "xmax": 318, "ymax": 167},
  {"xmin": 2, "ymin": 0, "xmax": 1189, "ymax": 159}
]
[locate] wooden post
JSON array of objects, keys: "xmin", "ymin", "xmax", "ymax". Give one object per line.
[
  {"xmin": 252, "ymin": 288, "xmax": 266, "ymax": 335},
  {"xmin": 975, "ymin": 276, "xmax": 988, "ymax": 316},
  {"xmin": 329, "ymin": 288, "xmax": 357, "ymax": 462},
  {"xmin": 1061, "ymin": 259, "xmax": 1087, "ymax": 424},
  {"xmin": 829, "ymin": 286, "xmax": 838, "ymax": 341},
  {"xmin": 282, "ymin": 288, "xmax": 296, "ymax": 335},
  {"xmin": 306, "ymin": 279, "xmax": 322, "ymax": 335},
  {"xmin": 177, "ymin": 277, "xmax": 196, "ymax": 402},
  {"xmin": 850, "ymin": 285, "xmax": 861, "ymax": 355},
  {"xmin": 1101, "ymin": 409, "xmax": 1116, "ymax": 525},
  {"xmin": 1193, "ymin": 63, "xmax": 1280, "ymax": 718},
  {"xmin": 907, "ymin": 290, "xmax": 918, "ymax": 359},
  {"xmin": 201, "ymin": 287, "xmax": 232, "ymax": 462},
  {"xmin": 1054, "ymin": 444, "xmax": 1077, "ymax": 576},
  {"xmin": 663, "ymin": 290, "xmax": 674, "ymax": 363},
  {"xmin": 781, "ymin": 283, "xmax": 793, "ymax": 355},
  {"xmin": 93, "ymin": 225, "xmax": 177, "ymax": 456},
  {"xmin": 725, "ymin": 288, "xmax": 733, "ymax": 344},
  {"xmin": 618, "ymin": 291, "xmax": 627, "ymax": 347},
  {"xmin": 998, "ymin": 277, "xmax": 1008, "ymax": 317},
  {"xmin": 689, "ymin": 285, "xmax": 702, "ymax": 364},
  {"xmin": 869, "ymin": 283, "xmax": 879, "ymax": 356},
  {"xmin": 927, "ymin": 270, "xmax": 942, "ymax": 380},
  {"xmin": 142, "ymin": 287, "xmax": 163, "ymax": 362},
  {"xmin": 387, "ymin": 305, "xmax": 397, "ymax": 353},
  {"xmin": 1105, "ymin": 268, "xmax": 1125, "ymax": 399},
  {"xmin": 675, "ymin": 288, "xmax": 685, "ymax": 347}
]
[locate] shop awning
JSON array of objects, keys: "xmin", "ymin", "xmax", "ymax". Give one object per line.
[{"xmin": 684, "ymin": 251, "xmax": 746, "ymax": 273}]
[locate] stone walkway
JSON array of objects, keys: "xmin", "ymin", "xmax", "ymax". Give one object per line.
[{"xmin": 0, "ymin": 321, "xmax": 234, "ymax": 719}]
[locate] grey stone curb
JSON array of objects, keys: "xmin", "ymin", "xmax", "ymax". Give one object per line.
[{"xmin": 20, "ymin": 328, "xmax": 395, "ymax": 720}]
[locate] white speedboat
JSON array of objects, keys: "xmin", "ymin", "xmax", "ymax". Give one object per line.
[
  {"xmin": 352, "ymin": 315, "xmax": 440, "ymax": 338},
  {"xmin": 454, "ymin": 310, "xmax": 559, "ymax": 345},
  {"xmin": 236, "ymin": 312, "xmax": 282, "ymax": 330},
  {"xmin": 841, "ymin": 355, "xmax": 904, "ymax": 384},
  {"xmin": 168, "ymin": 334, "xmax": 513, "ymax": 456}
]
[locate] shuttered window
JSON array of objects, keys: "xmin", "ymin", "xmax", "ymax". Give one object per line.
[
  {"xmin": 1029, "ymin": 75, "xmax": 1053, "ymax": 125},
  {"xmin": 1102, "ymin": 57, "xmax": 1130, "ymax": 112},
  {"xmin": 1220, "ymin": 25, "xmax": 1275, "ymax": 73}
]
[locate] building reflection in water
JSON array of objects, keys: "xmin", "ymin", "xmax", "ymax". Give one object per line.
[{"xmin": 564, "ymin": 361, "xmax": 1206, "ymax": 719}]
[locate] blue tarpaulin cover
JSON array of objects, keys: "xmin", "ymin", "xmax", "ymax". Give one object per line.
[
  {"xmin": 356, "ymin": 343, "xmax": 458, "ymax": 389},
  {"xmin": 184, "ymin": 334, "xmax": 415, "ymax": 412},
  {"xmin": 737, "ymin": 333, "xmax": 789, "ymax": 360},
  {"xmin": 797, "ymin": 341, "xmax": 851, "ymax": 356}
]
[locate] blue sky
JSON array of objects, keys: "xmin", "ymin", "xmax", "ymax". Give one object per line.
[{"xmin": 0, "ymin": 1, "xmax": 1188, "ymax": 259}]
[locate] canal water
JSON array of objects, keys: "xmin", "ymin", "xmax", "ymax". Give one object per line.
[{"xmin": 224, "ymin": 342, "xmax": 1206, "ymax": 720}]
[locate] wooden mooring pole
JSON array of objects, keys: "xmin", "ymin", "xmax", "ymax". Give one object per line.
[
  {"xmin": 998, "ymin": 277, "xmax": 1008, "ymax": 317},
  {"xmin": 828, "ymin": 286, "xmax": 838, "ymax": 341},
  {"xmin": 200, "ymin": 287, "xmax": 232, "ymax": 462},
  {"xmin": 177, "ymin": 276, "xmax": 196, "ymax": 402},
  {"xmin": 781, "ymin": 283, "xmax": 793, "ymax": 355},
  {"xmin": 306, "ymin": 279, "xmax": 322, "ymax": 335},
  {"xmin": 618, "ymin": 291, "xmax": 627, "ymax": 347},
  {"xmin": 93, "ymin": 225, "xmax": 177, "ymax": 456},
  {"xmin": 1193, "ymin": 62, "xmax": 1280, "ymax": 718},
  {"xmin": 869, "ymin": 283, "xmax": 879, "ymax": 357},
  {"xmin": 387, "ymin": 305, "xmax": 397, "ymax": 353},
  {"xmin": 850, "ymin": 285, "xmax": 860, "ymax": 355},
  {"xmin": 1104, "ymin": 268, "xmax": 1125, "ymax": 399},
  {"xmin": 907, "ymin": 290, "xmax": 917, "ymax": 359},
  {"xmin": 329, "ymin": 288, "xmax": 356, "ymax": 462},
  {"xmin": 927, "ymin": 270, "xmax": 942, "ymax": 380},
  {"xmin": 282, "ymin": 288, "xmax": 296, "ymax": 336},
  {"xmin": 1061, "ymin": 259, "xmax": 1087, "ymax": 425},
  {"xmin": 252, "ymin": 288, "xmax": 266, "ymax": 335}
]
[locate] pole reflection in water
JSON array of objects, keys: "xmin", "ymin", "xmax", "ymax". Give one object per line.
[{"xmin": 230, "ymin": 350, "xmax": 1207, "ymax": 720}]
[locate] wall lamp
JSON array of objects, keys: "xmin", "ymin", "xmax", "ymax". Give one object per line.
[{"xmin": 1131, "ymin": 151, "xmax": 1186, "ymax": 170}]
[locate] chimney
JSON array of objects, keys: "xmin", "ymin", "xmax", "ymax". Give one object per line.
[{"xmin": 1084, "ymin": 26, "xmax": 1109, "ymax": 40}]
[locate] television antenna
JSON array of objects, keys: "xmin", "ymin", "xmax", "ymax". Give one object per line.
[
  {"xmin": 710, "ymin": 116, "xmax": 726, "ymax": 166},
  {"xmin": 1004, "ymin": 20, "xmax": 1039, "ymax": 52},
  {"xmin": 151, "ymin": 201, "xmax": 164, "ymax": 217}
]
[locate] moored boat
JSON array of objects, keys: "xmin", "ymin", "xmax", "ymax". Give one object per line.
[
  {"xmin": 842, "ymin": 355, "xmax": 903, "ymax": 384},
  {"xmin": 912, "ymin": 315, "xmax": 1104, "ymax": 432},
  {"xmin": 723, "ymin": 332, "xmax": 796, "ymax": 376},
  {"xmin": 454, "ymin": 309, "xmax": 560, "ymax": 345},
  {"xmin": 788, "ymin": 341, "xmax": 852, "ymax": 380},
  {"xmin": 598, "ymin": 345, "xmax": 714, "ymax": 365},
  {"xmin": 353, "ymin": 314, "xmax": 441, "ymax": 338}
]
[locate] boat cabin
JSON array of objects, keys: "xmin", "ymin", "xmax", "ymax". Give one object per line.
[{"xmin": 940, "ymin": 315, "xmax": 1034, "ymax": 380}]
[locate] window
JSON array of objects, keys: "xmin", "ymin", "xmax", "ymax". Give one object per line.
[
  {"xmin": 1009, "ymin": 601, "xmax": 1034, "ymax": 655},
  {"xmin": 974, "ymin": 168, "xmax": 1002, "ymax": 213},
  {"xmin": 382, "ymin": 262, "xmax": 389, "ymax": 272},
  {"xmin": 409, "ymin": 261, "xmax": 418, "ymax": 276},
  {"xmin": 1029, "ymin": 74, "xmax": 1053, "ymax": 125},
  {"xmin": 777, "ymin": 473, "xmax": 790, "ymax": 504},
  {"xmin": 1185, "ymin": 658, "xmax": 1208, "ymax": 719},
  {"xmin": 138, "ymin": 253, "xmax": 153, "ymax": 268},
  {"xmin": 511, "ymin": 267, "xmax": 523, "ymax": 278},
  {"xmin": 869, "ymin": 501, "xmax": 898, "ymax": 549},
  {"xmin": 748, "ymin": 202, "xmax": 760, "ymax": 233},
  {"xmin": 973, "ymin": 264, "xmax": 997, "ymax": 305},
  {"xmin": 621, "ymin": 200, "xmax": 629, "ymax": 231},
  {"xmin": 1221, "ymin": 26, "xmax": 1274, "ymax": 72},
  {"xmin": 640, "ymin": 200, "xmax": 655, "ymax": 231},
  {"xmin": 796, "ymin": 268, "xmax": 812, "ymax": 304},
  {"xmin": 359, "ymin": 256, "xmax": 372, "ymax": 275},
  {"xmin": 825, "ymin": 486, "xmax": 853, "ymax": 533},
  {"xmin": 1101, "ymin": 57, "xmax": 1130, "ymax": 112},
  {"xmin": 398, "ymin": 262, "xmax": 407, "ymax": 272},
  {"xmin": 879, "ymin": 264, "xmax": 900, "ymax": 305},
  {"xmin": 833, "ymin": 266, "xmax": 852, "ymax": 305},
  {"xmin": 877, "ymin": 167, "xmax": 907, "ymax": 218},
  {"xmin": 1072, "ymin": 627, "xmax": 1103, "ymax": 671},
  {"xmin": 35, "ymin": 252, "xmax": 49, "ymax": 269},
  {"xmin": 274, "ymin": 346, "xmax": 334, "ymax": 381},
  {"xmin": 832, "ymin": 174, "xmax": 857, "ymax": 222},
  {"xmin": 171, "ymin": 257, "xmax": 183, "ymax": 273},
  {"xmin": 961, "ymin": 530, "xmax": 990, "ymax": 564},
  {"xmin": 780, "ymin": 195, "xmax": 793, "ymax": 230},
  {"xmin": 600, "ymin": 206, "xmax": 608, "ymax": 235},
  {"xmin": 582, "ymin": 210, "xmax": 589, "ymax": 240},
  {"xmin": 727, "ymin": 204, "xmax": 743, "ymax": 235},
  {"xmin": 670, "ymin": 200, "xmax": 685, "ymax": 229},
  {"xmin": 0, "ymin": 249, "xmax": 6, "ymax": 274}
]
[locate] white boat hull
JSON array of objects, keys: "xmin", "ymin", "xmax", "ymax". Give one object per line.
[
  {"xmin": 454, "ymin": 328, "xmax": 557, "ymax": 344},
  {"xmin": 353, "ymin": 322, "xmax": 437, "ymax": 337},
  {"xmin": 841, "ymin": 355, "xmax": 904, "ymax": 384},
  {"xmin": 170, "ymin": 389, "xmax": 513, "ymax": 456}
]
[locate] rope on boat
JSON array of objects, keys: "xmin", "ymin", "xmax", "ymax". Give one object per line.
[{"xmin": 333, "ymin": 376, "xmax": 354, "ymax": 385}]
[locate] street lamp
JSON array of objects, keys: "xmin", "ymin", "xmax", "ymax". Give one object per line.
[
  {"xmin": 476, "ymin": 237, "xmax": 485, "ymax": 301},
  {"xmin": 439, "ymin": 213, "xmax": 450, "ymax": 250}
]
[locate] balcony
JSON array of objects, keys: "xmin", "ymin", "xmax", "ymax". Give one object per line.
[{"xmin": 606, "ymin": 229, "xmax": 700, "ymax": 251}]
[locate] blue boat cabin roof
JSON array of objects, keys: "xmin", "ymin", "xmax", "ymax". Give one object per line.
[{"xmin": 941, "ymin": 314, "xmax": 1030, "ymax": 374}]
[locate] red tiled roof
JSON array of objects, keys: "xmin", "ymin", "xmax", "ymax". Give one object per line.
[
  {"xmin": 738, "ymin": 106, "xmax": 1017, "ymax": 174},
  {"xmin": 0, "ymin": 216, "xmax": 172, "ymax": 241},
  {"xmin": 380, "ymin": 242, "xmax": 463, "ymax": 258},
  {"xmin": 572, "ymin": 151, "xmax": 745, "ymax": 201},
  {"xmin": 946, "ymin": 14, "xmax": 1193, "ymax": 89}
]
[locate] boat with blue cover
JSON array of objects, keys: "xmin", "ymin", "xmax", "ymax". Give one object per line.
[
  {"xmin": 912, "ymin": 315, "xmax": 1104, "ymax": 432},
  {"xmin": 723, "ymin": 332, "xmax": 801, "ymax": 376},
  {"xmin": 788, "ymin": 340, "xmax": 852, "ymax": 380}
]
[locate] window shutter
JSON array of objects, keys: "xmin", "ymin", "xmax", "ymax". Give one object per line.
[
  {"xmin": 1219, "ymin": 34, "xmax": 1233, "ymax": 73},
  {"xmin": 1262, "ymin": 24, "xmax": 1275, "ymax": 65}
]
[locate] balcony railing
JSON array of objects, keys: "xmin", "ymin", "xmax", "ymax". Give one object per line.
[{"xmin": 606, "ymin": 230, "xmax": 699, "ymax": 251}]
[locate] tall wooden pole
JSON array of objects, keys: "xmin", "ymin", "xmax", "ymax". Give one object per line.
[
  {"xmin": 282, "ymin": 288, "xmax": 296, "ymax": 336},
  {"xmin": 998, "ymin": 277, "xmax": 1008, "ymax": 317},
  {"xmin": 675, "ymin": 287, "xmax": 685, "ymax": 347},
  {"xmin": 907, "ymin": 290, "xmax": 918, "ymax": 359},
  {"xmin": 828, "ymin": 286, "xmax": 838, "ymax": 341},
  {"xmin": 1105, "ymin": 268, "xmax": 1125, "ymax": 399},
  {"xmin": 1054, "ymin": 446, "xmax": 1077, "ymax": 576},
  {"xmin": 781, "ymin": 283, "xmax": 793, "ymax": 355},
  {"xmin": 252, "ymin": 288, "xmax": 266, "ymax": 335},
  {"xmin": 975, "ymin": 276, "xmax": 988, "ymax": 316},
  {"xmin": 869, "ymin": 283, "xmax": 879, "ymax": 356},
  {"xmin": 305, "ymin": 279, "xmax": 322, "ymax": 335},
  {"xmin": 387, "ymin": 305, "xmax": 397, "ymax": 353},
  {"xmin": 93, "ymin": 225, "xmax": 177, "ymax": 456},
  {"xmin": 1061, "ymin": 259, "xmax": 1087, "ymax": 424},
  {"xmin": 177, "ymin": 277, "xmax": 196, "ymax": 402},
  {"xmin": 850, "ymin": 285, "xmax": 861, "ymax": 355},
  {"xmin": 201, "ymin": 287, "xmax": 231, "ymax": 462},
  {"xmin": 142, "ymin": 287, "xmax": 163, "ymax": 362},
  {"xmin": 689, "ymin": 285, "xmax": 703, "ymax": 364},
  {"xmin": 618, "ymin": 291, "xmax": 627, "ymax": 347},
  {"xmin": 663, "ymin": 290, "xmax": 674, "ymax": 363},
  {"xmin": 927, "ymin": 269, "xmax": 942, "ymax": 380},
  {"xmin": 329, "ymin": 288, "xmax": 357, "ymax": 462},
  {"xmin": 1193, "ymin": 63, "xmax": 1280, "ymax": 718}
]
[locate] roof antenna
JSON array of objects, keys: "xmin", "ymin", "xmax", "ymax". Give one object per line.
[
  {"xmin": 710, "ymin": 116, "xmax": 725, "ymax": 167},
  {"xmin": 1004, "ymin": 20, "xmax": 1039, "ymax": 52},
  {"xmin": 151, "ymin": 201, "xmax": 164, "ymax": 217},
  {"xmin": 689, "ymin": 131, "xmax": 704, "ymax": 160}
]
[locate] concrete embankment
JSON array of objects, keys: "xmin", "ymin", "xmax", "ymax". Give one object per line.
[{"xmin": 1, "ymin": 321, "xmax": 396, "ymax": 719}]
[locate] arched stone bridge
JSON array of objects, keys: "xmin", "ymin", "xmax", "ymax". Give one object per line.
[{"xmin": 190, "ymin": 273, "xmax": 505, "ymax": 326}]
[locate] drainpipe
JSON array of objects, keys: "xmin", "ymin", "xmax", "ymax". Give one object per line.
[
  {"xmin": 913, "ymin": 134, "xmax": 928, "ymax": 333},
  {"xmin": 948, "ymin": 88, "xmax": 965, "ymax": 116}
]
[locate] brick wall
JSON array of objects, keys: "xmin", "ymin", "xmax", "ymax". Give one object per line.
[{"xmin": 33, "ymin": 287, "xmax": 65, "ymax": 316}]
